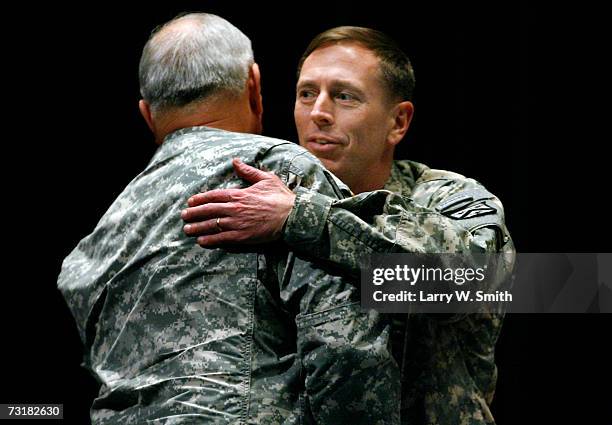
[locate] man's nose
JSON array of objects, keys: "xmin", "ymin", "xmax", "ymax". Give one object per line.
[{"xmin": 311, "ymin": 94, "xmax": 334, "ymax": 127}]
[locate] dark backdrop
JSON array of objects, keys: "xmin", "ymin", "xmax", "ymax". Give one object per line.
[{"xmin": 3, "ymin": 2, "xmax": 610, "ymax": 424}]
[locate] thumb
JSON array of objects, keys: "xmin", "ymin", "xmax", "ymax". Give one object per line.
[{"xmin": 233, "ymin": 158, "xmax": 271, "ymax": 183}]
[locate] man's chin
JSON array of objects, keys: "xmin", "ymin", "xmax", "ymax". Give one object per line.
[{"xmin": 318, "ymin": 159, "xmax": 343, "ymax": 178}]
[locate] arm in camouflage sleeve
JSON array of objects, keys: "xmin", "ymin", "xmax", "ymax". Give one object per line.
[
  {"xmin": 182, "ymin": 162, "xmax": 477, "ymax": 276},
  {"xmin": 285, "ymin": 162, "xmax": 515, "ymax": 275},
  {"xmin": 182, "ymin": 158, "xmax": 512, "ymax": 276},
  {"xmin": 282, "ymin": 187, "xmax": 477, "ymax": 277}
]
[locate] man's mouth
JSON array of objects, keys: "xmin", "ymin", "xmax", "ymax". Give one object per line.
[
  {"xmin": 306, "ymin": 138, "xmax": 342, "ymax": 156},
  {"xmin": 308, "ymin": 135, "xmax": 342, "ymax": 145}
]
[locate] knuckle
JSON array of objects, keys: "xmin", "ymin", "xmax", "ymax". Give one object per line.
[
  {"xmin": 191, "ymin": 194, "xmax": 205, "ymax": 205},
  {"xmin": 231, "ymin": 202, "xmax": 244, "ymax": 214},
  {"xmin": 231, "ymin": 190, "xmax": 245, "ymax": 202}
]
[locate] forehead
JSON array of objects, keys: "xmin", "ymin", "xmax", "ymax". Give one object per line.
[{"xmin": 299, "ymin": 43, "xmax": 384, "ymax": 89}]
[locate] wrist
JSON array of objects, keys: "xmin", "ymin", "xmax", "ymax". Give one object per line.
[{"xmin": 283, "ymin": 188, "xmax": 333, "ymax": 246}]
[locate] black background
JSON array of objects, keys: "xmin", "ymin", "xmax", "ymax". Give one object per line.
[{"xmin": 2, "ymin": 2, "xmax": 610, "ymax": 424}]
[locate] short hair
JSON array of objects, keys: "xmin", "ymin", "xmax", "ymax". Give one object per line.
[
  {"xmin": 139, "ymin": 13, "xmax": 254, "ymax": 111},
  {"xmin": 297, "ymin": 26, "xmax": 415, "ymax": 102}
]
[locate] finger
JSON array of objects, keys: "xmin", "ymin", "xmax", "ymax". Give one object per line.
[
  {"xmin": 233, "ymin": 158, "xmax": 271, "ymax": 184},
  {"xmin": 197, "ymin": 230, "xmax": 245, "ymax": 247},
  {"xmin": 187, "ymin": 189, "xmax": 240, "ymax": 207},
  {"xmin": 184, "ymin": 217, "xmax": 234, "ymax": 236},
  {"xmin": 181, "ymin": 203, "xmax": 236, "ymax": 222}
]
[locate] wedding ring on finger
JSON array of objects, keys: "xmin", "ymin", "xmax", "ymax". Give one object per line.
[{"xmin": 216, "ymin": 217, "xmax": 223, "ymax": 233}]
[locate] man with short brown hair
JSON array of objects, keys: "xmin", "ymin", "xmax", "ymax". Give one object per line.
[{"xmin": 183, "ymin": 26, "xmax": 514, "ymax": 424}]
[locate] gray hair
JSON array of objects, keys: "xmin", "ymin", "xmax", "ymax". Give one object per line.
[{"xmin": 139, "ymin": 13, "xmax": 254, "ymax": 111}]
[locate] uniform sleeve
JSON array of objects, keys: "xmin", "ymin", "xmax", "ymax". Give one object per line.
[
  {"xmin": 405, "ymin": 175, "xmax": 515, "ymax": 423},
  {"xmin": 283, "ymin": 187, "xmax": 475, "ymax": 277},
  {"xmin": 283, "ymin": 167, "xmax": 515, "ymax": 279},
  {"xmin": 266, "ymin": 147, "xmax": 459, "ymax": 276},
  {"xmin": 411, "ymin": 174, "xmax": 516, "ymax": 284}
]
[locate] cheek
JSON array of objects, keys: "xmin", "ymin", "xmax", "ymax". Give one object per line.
[
  {"xmin": 346, "ymin": 109, "xmax": 378, "ymax": 134},
  {"xmin": 345, "ymin": 121, "xmax": 372, "ymax": 148},
  {"xmin": 293, "ymin": 103, "xmax": 302, "ymax": 119},
  {"xmin": 294, "ymin": 107, "xmax": 310, "ymax": 125},
  {"xmin": 349, "ymin": 125, "xmax": 387, "ymax": 159},
  {"xmin": 294, "ymin": 112, "xmax": 307, "ymax": 138},
  {"xmin": 360, "ymin": 114, "xmax": 390, "ymax": 144}
]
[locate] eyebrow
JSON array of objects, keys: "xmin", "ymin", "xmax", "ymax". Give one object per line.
[{"xmin": 296, "ymin": 78, "xmax": 366, "ymax": 96}]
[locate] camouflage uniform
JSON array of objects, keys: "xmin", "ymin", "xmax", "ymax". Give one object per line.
[
  {"xmin": 283, "ymin": 160, "xmax": 515, "ymax": 425},
  {"xmin": 58, "ymin": 127, "xmax": 402, "ymax": 424}
]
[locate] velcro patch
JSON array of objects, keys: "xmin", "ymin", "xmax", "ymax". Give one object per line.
[{"xmin": 447, "ymin": 200, "xmax": 496, "ymax": 219}]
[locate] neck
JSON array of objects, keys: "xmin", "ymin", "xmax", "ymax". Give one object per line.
[
  {"xmin": 348, "ymin": 165, "xmax": 392, "ymax": 194},
  {"xmin": 153, "ymin": 95, "xmax": 257, "ymax": 144},
  {"xmin": 346, "ymin": 151, "xmax": 394, "ymax": 194}
]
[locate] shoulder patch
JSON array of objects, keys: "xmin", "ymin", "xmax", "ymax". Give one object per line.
[
  {"xmin": 434, "ymin": 188, "xmax": 509, "ymax": 246},
  {"xmin": 446, "ymin": 200, "xmax": 497, "ymax": 219},
  {"xmin": 435, "ymin": 188, "xmax": 496, "ymax": 217}
]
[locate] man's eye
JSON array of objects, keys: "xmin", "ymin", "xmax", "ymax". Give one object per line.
[
  {"xmin": 337, "ymin": 92, "xmax": 356, "ymax": 102},
  {"xmin": 298, "ymin": 90, "xmax": 316, "ymax": 100}
]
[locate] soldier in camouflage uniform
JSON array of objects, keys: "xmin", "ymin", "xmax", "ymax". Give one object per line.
[
  {"xmin": 58, "ymin": 15, "xmax": 412, "ymax": 424},
  {"xmin": 182, "ymin": 27, "xmax": 515, "ymax": 425}
]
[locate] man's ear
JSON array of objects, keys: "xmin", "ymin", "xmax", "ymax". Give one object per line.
[
  {"xmin": 139, "ymin": 100, "xmax": 155, "ymax": 133},
  {"xmin": 248, "ymin": 63, "xmax": 263, "ymax": 119},
  {"xmin": 387, "ymin": 101, "xmax": 414, "ymax": 146}
]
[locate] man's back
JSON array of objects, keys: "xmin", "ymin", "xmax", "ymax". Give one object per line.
[
  {"xmin": 59, "ymin": 127, "xmax": 400, "ymax": 424},
  {"xmin": 59, "ymin": 128, "xmax": 308, "ymax": 423}
]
